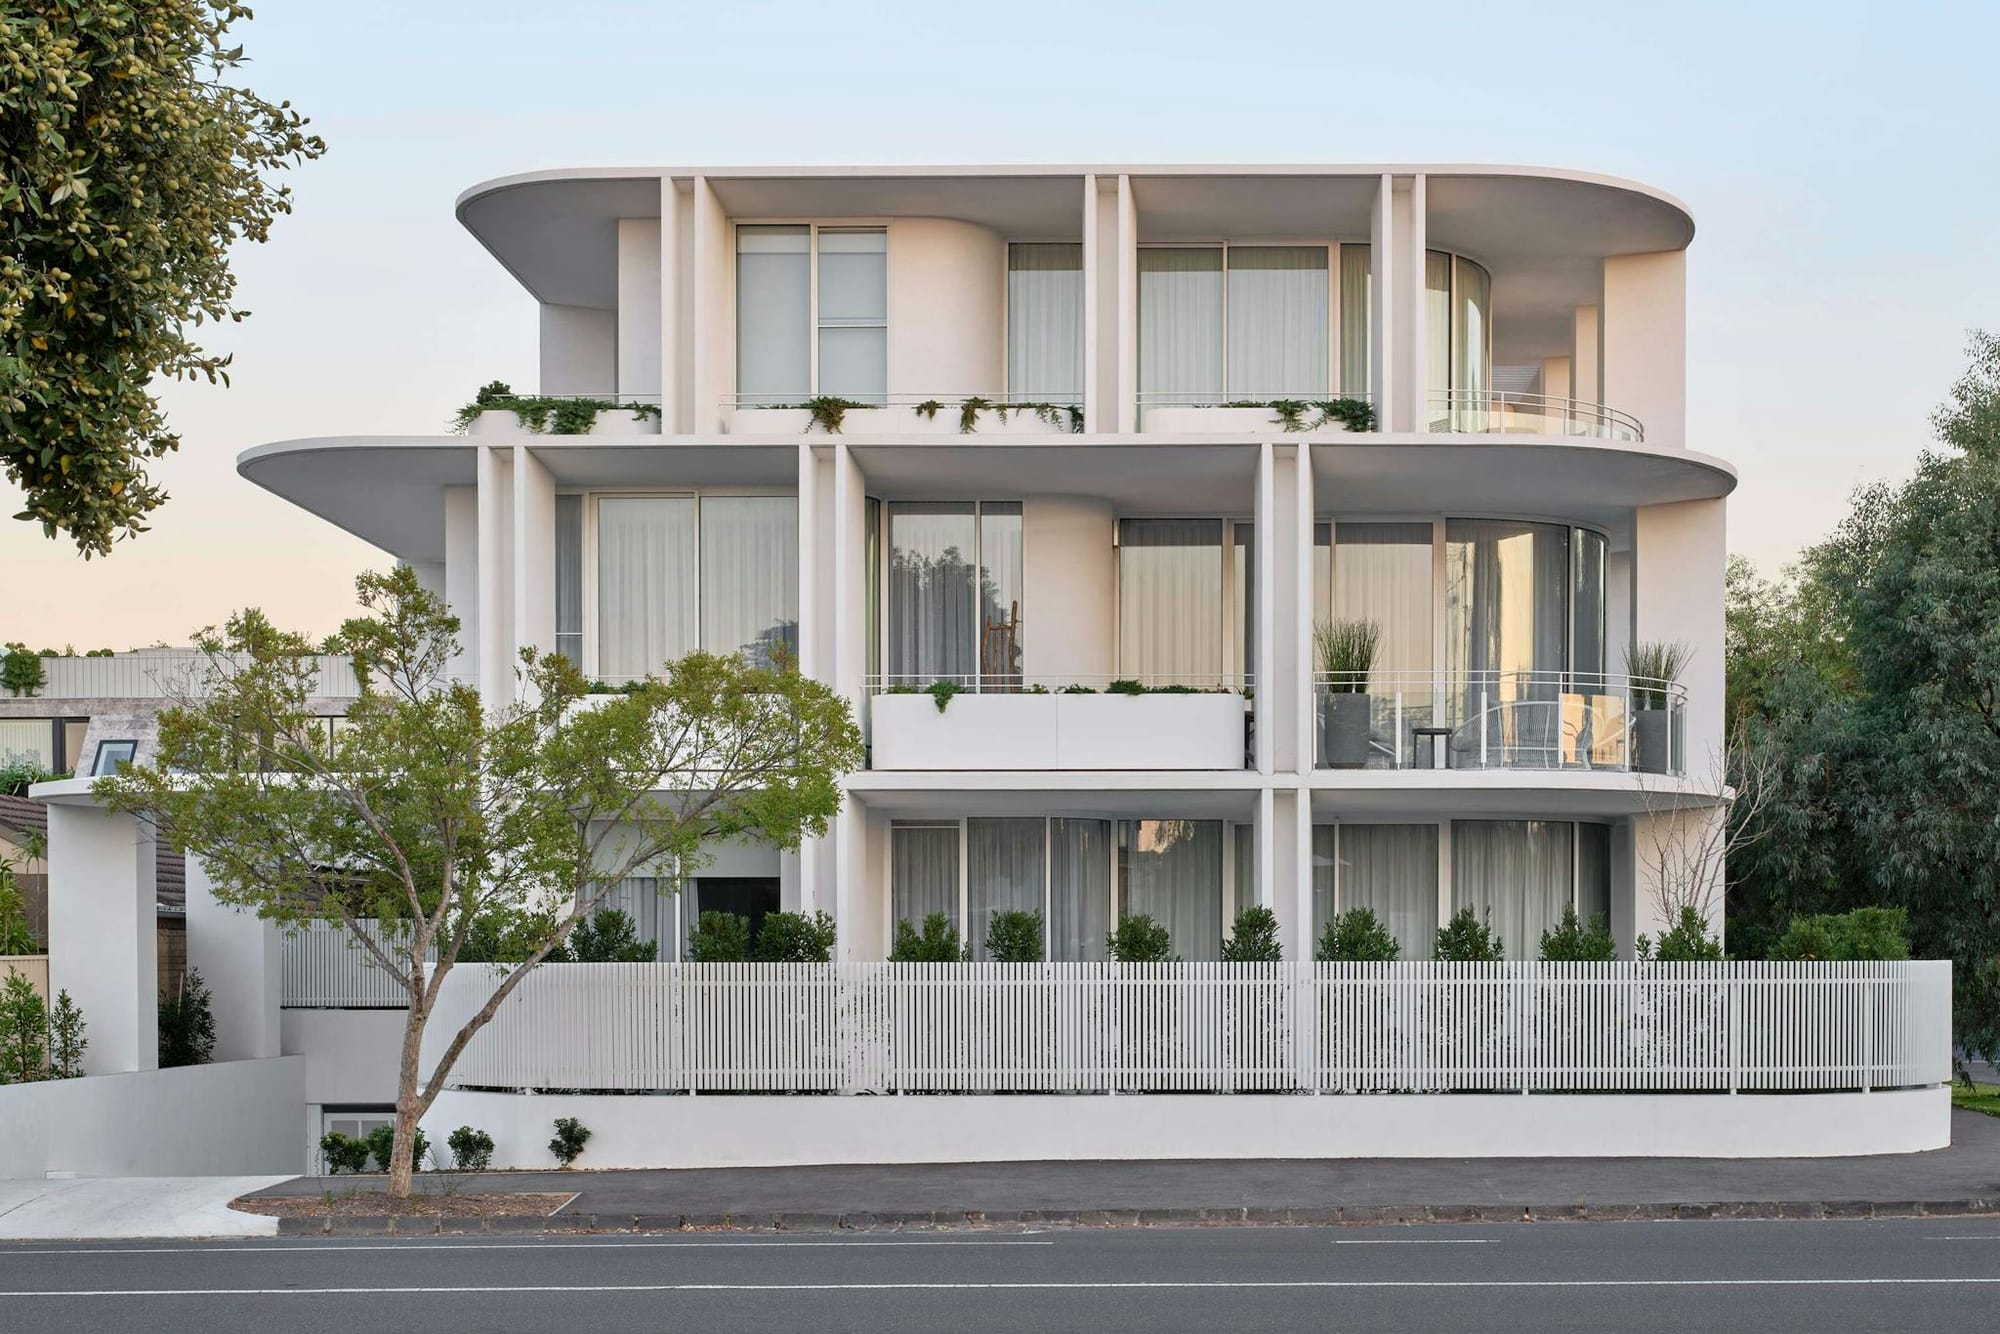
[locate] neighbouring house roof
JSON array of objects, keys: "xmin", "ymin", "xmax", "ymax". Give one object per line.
[{"xmin": 0, "ymin": 791, "xmax": 184, "ymax": 917}]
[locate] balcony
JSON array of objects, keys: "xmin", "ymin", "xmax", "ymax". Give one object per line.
[
  {"xmin": 1137, "ymin": 393, "xmax": 1376, "ymax": 436},
  {"xmin": 1313, "ymin": 671, "xmax": 1686, "ymax": 775},
  {"xmin": 1427, "ymin": 391, "xmax": 1643, "ymax": 443},
  {"xmin": 868, "ymin": 675, "xmax": 1251, "ymax": 771},
  {"xmin": 721, "ymin": 395, "xmax": 1083, "ymax": 437}
]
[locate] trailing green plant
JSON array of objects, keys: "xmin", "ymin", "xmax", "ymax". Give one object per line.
[
  {"xmin": 1433, "ymin": 908, "xmax": 1505, "ymax": 962},
  {"xmin": 318, "ymin": 1131, "xmax": 371, "ymax": 1175},
  {"xmin": 1002, "ymin": 402, "xmax": 1083, "ymax": 433},
  {"xmin": 566, "ymin": 907, "xmax": 658, "ymax": 962},
  {"xmin": 1771, "ymin": 907, "xmax": 1910, "ymax": 962},
  {"xmin": 549, "ymin": 1116, "xmax": 591, "ymax": 1168},
  {"xmin": 913, "ymin": 399, "xmax": 944, "ymax": 421},
  {"xmin": 1059, "ymin": 684, "xmax": 1097, "ymax": 695},
  {"xmin": 1538, "ymin": 906, "xmax": 1617, "ymax": 962},
  {"xmin": 1314, "ymin": 619, "xmax": 1381, "ymax": 692},
  {"xmin": 1, "ymin": 645, "xmax": 43, "ymax": 698},
  {"xmin": 158, "ymin": 969, "xmax": 216, "ymax": 1068},
  {"xmin": 1312, "ymin": 398, "xmax": 1375, "ymax": 432},
  {"xmin": 451, "ymin": 383, "xmax": 662, "ymax": 436},
  {"xmin": 448, "ymin": 1125, "xmax": 495, "ymax": 1171},
  {"xmin": 367, "ymin": 1123, "xmax": 429, "ymax": 1173},
  {"xmin": 1106, "ymin": 914, "xmax": 1176, "ymax": 963},
  {"xmin": 753, "ymin": 910, "xmax": 838, "ymax": 963},
  {"xmin": 1220, "ymin": 905, "xmax": 1283, "ymax": 962},
  {"xmin": 1268, "ymin": 400, "xmax": 1311, "ymax": 431},
  {"xmin": 0, "ymin": 972, "xmax": 47, "ymax": 1083},
  {"xmin": 0, "ymin": 869, "xmax": 36, "ymax": 955},
  {"xmin": 46, "ymin": 989, "xmax": 85, "ymax": 1078},
  {"xmin": 1105, "ymin": 678, "xmax": 1147, "ymax": 696},
  {"xmin": 984, "ymin": 910, "xmax": 1045, "ymax": 963},
  {"xmin": 957, "ymin": 396, "xmax": 995, "ymax": 433},
  {"xmin": 801, "ymin": 396, "xmax": 867, "ymax": 434},
  {"xmin": 451, "ymin": 380, "xmax": 517, "ymax": 432},
  {"xmin": 890, "ymin": 913, "xmax": 967, "ymax": 962},
  {"xmin": 926, "ymin": 679, "xmax": 965, "ymax": 713},
  {"xmin": 1625, "ymin": 640, "xmax": 1689, "ymax": 709},
  {"xmin": 686, "ymin": 911, "xmax": 752, "ymax": 963},
  {"xmin": 1315, "ymin": 907, "xmax": 1401, "ymax": 962},
  {"xmin": 1638, "ymin": 906, "xmax": 1725, "ymax": 962}
]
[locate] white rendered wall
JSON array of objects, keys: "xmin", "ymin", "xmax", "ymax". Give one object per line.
[
  {"xmin": 281, "ymin": 1009, "xmax": 405, "ymax": 1106},
  {"xmin": 1542, "ymin": 355, "xmax": 1571, "ymax": 402},
  {"xmin": 616, "ymin": 218, "xmax": 662, "ymax": 401},
  {"xmin": 1602, "ymin": 251, "xmax": 1687, "ymax": 451},
  {"xmin": 887, "ymin": 218, "xmax": 1004, "ymax": 398},
  {"xmin": 476, "ymin": 446, "xmax": 515, "ymax": 714},
  {"xmin": 1606, "ymin": 547, "xmax": 1634, "ymax": 683},
  {"xmin": 46, "ymin": 802, "xmax": 155, "ymax": 1075},
  {"xmin": 185, "ymin": 856, "xmax": 280, "ymax": 1062},
  {"xmin": 443, "ymin": 485, "xmax": 480, "ymax": 683},
  {"xmin": 1572, "ymin": 304, "xmax": 1601, "ymax": 405},
  {"xmin": 425, "ymin": 1085, "xmax": 1947, "ymax": 1170},
  {"xmin": 1634, "ymin": 497, "xmax": 1726, "ymax": 774},
  {"xmin": 539, "ymin": 303, "xmax": 616, "ymax": 397},
  {"xmin": 690, "ymin": 176, "xmax": 730, "ymax": 433},
  {"xmin": 1021, "ymin": 497, "xmax": 1114, "ymax": 679},
  {"xmin": 512, "ymin": 445, "xmax": 555, "ymax": 683}
]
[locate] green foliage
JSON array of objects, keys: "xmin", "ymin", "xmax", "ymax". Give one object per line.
[
  {"xmin": 566, "ymin": 907, "xmax": 657, "ymax": 962},
  {"xmin": 1538, "ymin": 906, "xmax": 1617, "ymax": 962},
  {"xmin": 2, "ymin": 1, "xmax": 326, "ymax": 554},
  {"xmin": 1106, "ymin": 914, "xmax": 1175, "ymax": 963},
  {"xmin": 753, "ymin": 910, "xmax": 838, "ymax": 963},
  {"xmin": 1105, "ymin": 678, "xmax": 1147, "ymax": 696},
  {"xmin": 1625, "ymin": 640, "xmax": 1689, "ymax": 708},
  {"xmin": 158, "ymin": 968, "xmax": 215, "ymax": 1067},
  {"xmin": 1315, "ymin": 907, "xmax": 1401, "ymax": 962},
  {"xmin": 957, "ymin": 396, "xmax": 995, "ymax": 432},
  {"xmin": 318, "ymin": 1131, "xmax": 371, "ymax": 1175},
  {"xmin": 926, "ymin": 679, "xmax": 963, "ymax": 713},
  {"xmin": 1640, "ymin": 906, "xmax": 1725, "ymax": 962},
  {"xmin": 913, "ymin": 399, "xmax": 943, "ymax": 421},
  {"xmin": 1314, "ymin": 619, "xmax": 1380, "ymax": 690},
  {"xmin": 366, "ymin": 1123, "xmax": 427, "ymax": 1173},
  {"xmin": 93, "ymin": 565, "xmax": 861, "ymax": 1195},
  {"xmin": 1058, "ymin": 684, "xmax": 1097, "ymax": 694},
  {"xmin": 800, "ymin": 396, "xmax": 866, "ymax": 434},
  {"xmin": 1433, "ymin": 908, "xmax": 1504, "ymax": 962},
  {"xmin": 1220, "ymin": 905, "xmax": 1282, "ymax": 962},
  {"xmin": 1313, "ymin": 398, "xmax": 1376, "ymax": 432},
  {"xmin": 450, "ymin": 382, "xmax": 660, "ymax": 435},
  {"xmin": 686, "ymin": 910, "xmax": 753, "ymax": 963},
  {"xmin": 0, "ymin": 868, "xmax": 37, "ymax": 955},
  {"xmin": 46, "ymin": 989, "xmax": 85, "ymax": 1079},
  {"xmin": 549, "ymin": 1116, "xmax": 591, "ymax": 1168},
  {"xmin": 1, "ymin": 646, "xmax": 43, "ymax": 697},
  {"xmin": 0, "ymin": 972, "xmax": 47, "ymax": 1083},
  {"xmin": 0, "ymin": 759, "xmax": 51, "ymax": 796},
  {"xmin": 1772, "ymin": 907, "xmax": 1911, "ymax": 962},
  {"xmin": 1224, "ymin": 399, "xmax": 1375, "ymax": 432},
  {"xmin": 447, "ymin": 1125, "xmax": 495, "ymax": 1171},
  {"xmin": 890, "ymin": 913, "xmax": 966, "ymax": 963},
  {"xmin": 984, "ymin": 909, "xmax": 1044, "ymax": 963}
]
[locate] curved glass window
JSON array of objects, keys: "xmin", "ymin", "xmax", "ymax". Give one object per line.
[{"xmin": 1425, "ymin": 252, "xmax": 1492, "ymax": 428}]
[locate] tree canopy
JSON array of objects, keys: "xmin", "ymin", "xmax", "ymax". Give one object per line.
[{"xmin": 2, "ymin": 1, "xmax": 323, "ymax": 554}]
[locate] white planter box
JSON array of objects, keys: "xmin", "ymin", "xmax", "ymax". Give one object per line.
[
  {"xmin": 1142, "ymin": 405, "xmax": 1355, "ymax": 435},
  {"xmin": 870, "ymin": 691, "xmax": 1246, "ymax": 770},
  {"xmin": 722, "ymin": 405, "xmax": 1078, "ymax": 437},
  {"xmin": 903, "ymin": 407, "xmax": 1078, "ymax": 437},
  {"xmin": 464, "ymin": 408, "xmax": 529, "ymax": 437},
  {"xmin": 588, "ymin": 409, "xmax": 662, "ymax": 436}
]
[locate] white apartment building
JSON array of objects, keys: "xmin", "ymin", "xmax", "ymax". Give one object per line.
[{"xmin": 242, "ymin": 164, "xmax": 1730, "ymax": 967}]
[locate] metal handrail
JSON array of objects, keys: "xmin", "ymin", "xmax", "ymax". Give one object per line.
[
  {"xmin": 1425, "ymin": 390, "xmax": 1644, "ymax": 443},
  {"xmin": 1134, "ymin": 389, "xmax": 1375, "ymax": 405},
  {"xmin": 725, "ymin": 393, "xmax": 1079, "ymax": 409},
  {"xmin": 870, "ymin": 671, "xmax": 1253, "ymax": 695}
]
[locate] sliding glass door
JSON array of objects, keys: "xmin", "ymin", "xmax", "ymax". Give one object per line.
[
  {"xmin": 1008, "ymin": 243, "xmax": 1084, "ymax": 403},
  {"xmin": 886, "ymin": 501, "xmax": 1024, "ymax": 687},
  {"xmin": 1140, "ymin": 246, "xmax": 1331, "ymax": 406}
]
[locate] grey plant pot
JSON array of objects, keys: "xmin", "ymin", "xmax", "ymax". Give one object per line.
[
  {"xmin": 1323, "ymin": 691, "xmax": 1373, "ymax": 769},
  {"xmin": 1633, "ymin": 708, "xmax": 1672, "ymax": 774}
]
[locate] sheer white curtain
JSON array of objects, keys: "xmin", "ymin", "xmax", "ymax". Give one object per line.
[
  {"xmin": 1139, "ymin": 248, "xmax": 1223, "ymax": 404},
  {"xmin": 594, "ymin": 877, "xmax": 666, "ymax": 956},
  {"xmin": 891, "ymin": 824, "xmax": 961, "ymax": 931},
  {"xmin": 889, "ymin": 503, "xmax": 978, "ymax": 681},
  {"xmin": 1338, "ymin": 244, "xmax": 1371, "ymax": 397},
  {"xmin": 967, "ymin": 818, "xmax": 1045, "ymax": 959},
  {"xmin": 817, "ymin": 228, "xmax": 887, "ymax": 403},
  {"xmin": 1232, "ymin": 823, "xmax": 1258, "ymax": 918},
  {"xmin": 1425, "ymin": 250, "xmax": 1453, "ymax": 428},
  {"xmin": 1119, "ymin": 519, "xmax": 1223, "ymax": 681},
  {"xmin": 1226, "ymin": 246, "xmax": 1327, "ymax": 398},
  {"xmin": 1008, "ymin": 244, "xmax": 1083, "ymax": 402},
  {"xmin": 1446, "ymin": 520, "xmax": 1571, "ymax": 757},
  {"xmin": 1119, "ymin": 819, "xmax": 1223, "ymax": 960},
  {"xmin": 596, "ymin": 497, "xmax": 696, "ymax": 680},
  {"xmin": 1050, "ymin": 818, "xmax": 1112, "ymax": 961},
  {"xmin": 1451, "ymin": 820, "xmax": 1572, "ymax": 959},
  {"xmin": 554, "ymin": 494, "xmax": 583, "ymax": 665},
  {"xmin": 736, "ymin": 225, "xmax": 810, "ymax": 403},
  {"xmin": 1333, "ymin": 522, "xmax": 1435, "ymax": 684},
  {"xmin": 1311, "ymin": 825, "xmax": 1338, "ymax": 942},
  {"xmin": 1452, "ymin": 256, "xmax": 1491, "ymax": 398},
  {"xmin": 1341, "ymin": 825, "xmax": 1440, "ymax": 959},
  {"xmin": 1578, "ymin": 823, "xmax": 1611, "ymax": 928},
  {"xmin": 978, "ymin": 503, "xmax": 1024, "ymax": 684},
  {"xmin": 700, "ymin": 496, "xmax": 798, "ymax": 667},
  {"xmin": 1572, "ymin": 529, "xmax": 1607, "ymax": 680}
]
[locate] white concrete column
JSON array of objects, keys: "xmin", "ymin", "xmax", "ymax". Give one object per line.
[
  {"xmin": 184, "ymin": 855, "xmax": 280, "ymax": 1062},
  {"xmin": 442, "ymin": 485, "xmax": 480, "ymax": 683},
  {"xmin": 1395, "ymin": 175, "xmax": 1428, "ymax": 434},
  {"xmin": 1602, "ymin": 252, "xmax": 1687, "ymax": 450},
  {"xmin": 616, "ymin": 218, "xmax": 663, "ymax": 402},
  {"xmin": 1571, "ymin": 305, "xmax": 1602, "ymax": 405},
  {"xmin": 1254, "ymin": 440, "xmax": 1276, "ymax": 774},
  {"xmin": 829, "ymin": 445, "xmax": 867, "ymax": 711},
  {"xmin": 1632, "ymin": 805, "xmax": 1727, "ymax": 946},
  {"xmin": 659, "ymin": 176, "xmax": 681, "ymax": 433},
  {"xmin": 475, "ymin": 446, "xmax": 515, "ymax": 715},
  {"xmin": 512, "ymin": 445, "xmax": 555, "ymax": 700},
  {"xmin": 690, "ymin": 175, "xmax": 730, "ymax": 435},
  {"xmin": 1368, "ymin": 175, "xmax": 1394, "ymax": 423},
  {"xmin": 46, "ymin": 801, "xmax": 157, "ymax": 1075},
  {"xmin": 1542, "ymin": 356, "xmax": 1572, "ymax": 403},
  {"xmin": 1115, "ymin": 175, "xmax": 1138, "ymax": 433},
  {"xmin": 1292, "ymin": 442, "xmax": 1316, "ymax": 776},
  {"xmin": 1081, "ymin": 173, "xmax": 1100, "ymax": 434}
]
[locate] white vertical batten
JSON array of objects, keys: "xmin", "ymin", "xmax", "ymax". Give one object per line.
[{"xmin": 1116, "ymin": 175, "xmax": 1138, "ymax": 434}]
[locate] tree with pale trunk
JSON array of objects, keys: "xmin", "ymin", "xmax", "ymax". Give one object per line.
[{"xmin": 95, "ymin": 567, "xmax": 861, "ymax": 1197}]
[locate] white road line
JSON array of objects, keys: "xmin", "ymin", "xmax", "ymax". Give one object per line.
[
  {"xmin": 2, "ymin": 1239, "xmax": 1059, "ymax": 1256},
  {"xmin": 10, "ymin": 1277, "xmax": 2000, "ymax": 1297},
  {"xmin": 1333, "ymin": 1239, "xmax": 1496, "ymax": 1245}
]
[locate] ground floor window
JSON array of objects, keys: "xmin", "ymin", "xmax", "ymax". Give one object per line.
[
  {"xmin": 1451, "ymin": 820, "xmax": 1612, "ymax": 959},
  {"xmin": 1312, "ymin": 824, "xmax": 1440, "ymax": 959}
]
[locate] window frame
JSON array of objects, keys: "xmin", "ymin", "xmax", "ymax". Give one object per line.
[{"xmin": 733, "ymin": 220, "xmax": 890, "ymax": 405}]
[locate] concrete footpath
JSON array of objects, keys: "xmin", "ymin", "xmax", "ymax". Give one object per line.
[
  {"xmin": 247, "ymin": 1108, "xmax": 2000, "ymax": 1234},
  {"xmin": 0, "ymin": 1177, "xmax": 287, "ymax": 1239}
]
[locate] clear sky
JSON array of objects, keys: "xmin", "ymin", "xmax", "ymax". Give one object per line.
[{"xmin": 4, "ymin": 0, "xmax": 1995, "ymax": 647}]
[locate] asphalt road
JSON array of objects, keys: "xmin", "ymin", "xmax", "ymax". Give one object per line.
[{"xmin": 4, "ymin": 1216, "xmax": 2000, "ymax": 1332}]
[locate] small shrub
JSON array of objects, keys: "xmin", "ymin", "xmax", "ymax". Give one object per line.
[
  {"xmin": 685, "ymin": 911, "xmax": 752, "ymax": 963},
  {"xmin": 0, "ymin": 869, "xmax": 35, "ymax": 954},
  {"xmin": 1772, "ymin": 906, "xmax": 1911, "ymax": 962},
  {"xmin": 1639, "ymin": 906, "xmax": 1725, "ymax": 962},
  {"xmin": 447, "ymin": 1125, "xmax": 495, "ymax": 1172},
  {"xmin": 46, "ymin": 989, "xmax": 86, "ymax": 1078},
  {"xmin": 925, "ymin": 679, "xmax": 964, "ymax": 713},
  {"xmin": 1106, "ymin": 914, "xmax": 1175, "ymax": 963},
  {"xmin": 1105, "ymin": 678, "xmax": 1147, "ymax": 696},
  {"xmin": 1433, "ymin": 908, "xmax": 1504, "ymax": 962},
  {"xmin": 984, "ymin": 910, "xmax": 1044, "ymax": 963},
  {"xmin": 0, "ymin": 760, "xmax": 50, "ymax": 798},
  {"xmin": 158, "ymin": 968, "xmax": 216, "ymax": 1068},
  {"xmin": 753, "ymin": 910, "xmax": 838, "ymax": 963},
  {"xmin": 1220, "ymin": 905, "xmax": 1282, "ymax": 962},
  {"xmin": 0, "ymin": 644, "xmax": 43, "ymax": 698},
  {"xmin": 318, "ymin": 1131, "xmax": 371, "ymax": 1175},
  {"xmin": 550, "ymin": 1116, "xmax": 591, "ymax": 1168},
  {"xmin": 1315, "ymin": 907, "xmax": 1401, "ymax": 962},
  {"xmin": 890, "ymin": 913, "xmax": 966, "ymax": 963},
  {"xmin": 0, "ymin": 972, "xmax": 48, "ymax": 1083},
  {"xmin": 1538, "ymin": 906, "xmax": 1616, "ymax": 962},
  {"xmin": 568, "ymin": 907, "xmax": 658, "ymax": 962},
  {"xmin": 365, "ymin": 1123, "xmax": 429, "ymax": 1173}
]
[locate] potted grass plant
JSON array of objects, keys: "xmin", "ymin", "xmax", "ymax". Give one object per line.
[
  {"xmin": 1315, "ymin": 619, "xmax": 1380, "ymax": 768},
  {"xmin": 1625, "ymin": 640, "xmax": 1688, "ymax": 774}
]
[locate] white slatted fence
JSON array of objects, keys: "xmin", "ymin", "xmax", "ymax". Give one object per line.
[{"xmin": 280, "ymin": 921, "xmax": 430, "ymax": 1008}]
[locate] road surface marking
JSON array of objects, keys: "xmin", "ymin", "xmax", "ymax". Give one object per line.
[{"xmin": 0, "ymin": 1238, "xmax": 1057, "ymax": 1257}]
